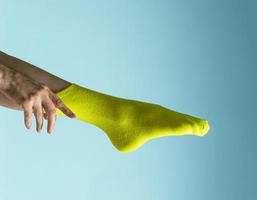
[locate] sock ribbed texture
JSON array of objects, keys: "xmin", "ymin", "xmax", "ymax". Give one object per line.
[{"xmin": 56, "ymin": 83, "xmax": 210, "ymax": 152}]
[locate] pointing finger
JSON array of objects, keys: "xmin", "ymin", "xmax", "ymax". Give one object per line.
[{"xmin": 49, "ymin": 92, "xmax": 76, "ymax": 118}]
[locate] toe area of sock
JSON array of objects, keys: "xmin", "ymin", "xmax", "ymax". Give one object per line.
[{"xmin": 197, "ymin": 119, "xmax": 210, "ymax": 136}]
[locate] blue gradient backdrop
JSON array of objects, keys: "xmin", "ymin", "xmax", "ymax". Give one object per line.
[{"xmin": 0, "ymin": 1, "xmax": 257, "ymax": 199}]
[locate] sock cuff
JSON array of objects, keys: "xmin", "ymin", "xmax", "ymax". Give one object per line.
[{"xmin": 56, "ymin": 83, "xmax": 80, "ymax": 98}]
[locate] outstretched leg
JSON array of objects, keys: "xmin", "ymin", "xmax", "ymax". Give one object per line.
[
  {"xmin": 0, "ymin": 51, "xmax": 210, "ymax": 152},
  {"xmin": 56, "ymin": 84, "xmax": 210, "ymax": 152}
]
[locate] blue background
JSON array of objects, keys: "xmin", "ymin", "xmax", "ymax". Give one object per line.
[{"xmin": 0, "ymin": 0, "xmax": 257, "ymax": 199}]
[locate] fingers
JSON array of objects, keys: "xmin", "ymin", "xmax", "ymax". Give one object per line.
[
  {"xmin": 48, "ymin": 91, "xmax": 76, "ymax": 118},
  {"xmin": 25, "ymin": 100, "xmax": 56, "ymax": 134},
  {"xmin": 22, "ymin": 85, "xmax": 75, "ymax": 134},
  {"xmin": 43, "ymin": 112, "xmax": 48, "ymax": 120},
  {"xmin": 42, "ymin": 100, "xmax": 56, "ymax": 134},
  {"xmin": 33, "ymin": 100, "xmax": 43, "ymax": 133},
  {"xmin": 47, "ymin": 110, "xmax": 56, "ymax": 134},
  {"xmin": 23, "ymin": 102, "xmax": 33, "ymax": 129}
]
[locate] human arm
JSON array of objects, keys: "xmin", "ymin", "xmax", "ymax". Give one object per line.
[{"xmin": 0, "ymin": 62, "xmax": 75, "ymax": 133}]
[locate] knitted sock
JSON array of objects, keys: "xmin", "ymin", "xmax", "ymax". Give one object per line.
[{"xmin": 56, "ymin": 84, "xmax": 210, "ymax": 152}]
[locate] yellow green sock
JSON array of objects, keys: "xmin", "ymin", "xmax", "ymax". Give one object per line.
[{"xmin": 56, "ymin": 84, "xmax": 210, "ymax": 152}]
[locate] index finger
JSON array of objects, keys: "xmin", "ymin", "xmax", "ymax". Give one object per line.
[{"xmin": 48, "ymin": 91, "xmax": 76, "ymax": 118}]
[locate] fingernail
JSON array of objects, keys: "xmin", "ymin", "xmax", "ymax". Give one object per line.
[
  {"xmin": 27, "ymin": 122, "xmax": 31, "ymax": 129},
  {"xmin": 48, "ymin": 128, "xmax": 52, "ymax": 134}
]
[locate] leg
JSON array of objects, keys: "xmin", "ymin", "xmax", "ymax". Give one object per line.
[
  {"xmin": 0, "ymin": 51, "xmax": 210, "ymax": 152},
  {"xmin": 56, "ymin": 84, "xmax": 210, "ymax": 152},
  {"xmin": 0, "ymin": 91, "xmax": 21, "ymax": 110},
  {"xmin": 0, "ymin": 50, "xmax": 71, "ymax": 111},
  {"xmin": 0, "ymin": 51, "xmax": 70, "ymax": 93}
]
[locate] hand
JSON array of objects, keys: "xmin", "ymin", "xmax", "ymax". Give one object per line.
[{"xmin": 0, "ymin": 64, "xmax": 76, "ymax": 133}]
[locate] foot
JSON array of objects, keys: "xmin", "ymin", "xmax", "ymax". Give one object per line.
[
  {"xmin": 104, "ymin": 100, "xmax": 210, "ymax": 152},
  {"xmin": 56, "ymin": 84, "xmax": 210, "ymax": 153}
]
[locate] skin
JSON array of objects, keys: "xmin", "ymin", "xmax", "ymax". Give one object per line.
[{"xmin": 0, "ymin": 51, "xmax": 76, "ymax": 133}]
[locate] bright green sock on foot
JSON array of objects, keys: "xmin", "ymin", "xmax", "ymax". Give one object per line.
[{"xmin": 56, "ymin": 84, "xmax": 210, "ymax": 152}]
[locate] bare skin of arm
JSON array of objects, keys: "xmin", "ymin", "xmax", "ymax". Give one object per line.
[{"xmin": 0, "ymin": 51, "xmax": 76, "ymax": 133}]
